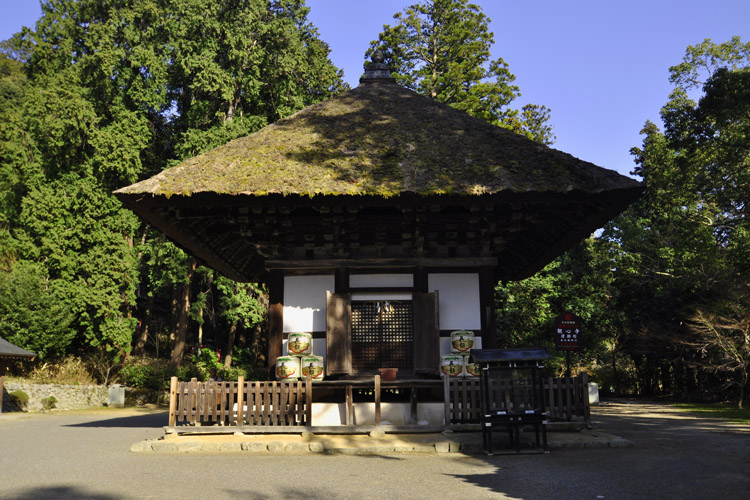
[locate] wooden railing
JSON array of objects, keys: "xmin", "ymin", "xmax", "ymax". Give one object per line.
[
  {"xmin": 168, "ymin": 372, "xmax": 590, "ymax": 429},
  {"xmin": 168, "ymin": 376, "xmax": 312, "ymax": 427},
  {"xmin": 445, "ymin": 373, "xmax": 591, "ymax": 426},
  {"xmin": 544, "ymin": 372, "xmax": 591, "ymax": 423},
  {"xmin": 443, "ymin": 378, "xmax": 482, "ymax": 425}
]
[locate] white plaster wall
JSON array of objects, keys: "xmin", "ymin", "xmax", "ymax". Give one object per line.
[
  {"xmin": 428, "ymin": 273, "xmax": 481, "ymax": 330},
  {"xmin": 311, "ymin": 402, "xmax": 445, "ymax": 426},
  {"xmin": 283, "ymin": 275, "xmax": 334, "ymax": 333}
]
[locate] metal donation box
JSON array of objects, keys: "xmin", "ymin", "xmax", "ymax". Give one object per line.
[{"xmin": 470, "ymin": 347, "xmax": 551, "ymax": 454}]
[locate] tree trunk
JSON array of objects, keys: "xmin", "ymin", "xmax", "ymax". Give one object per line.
[
  {"xmin": 224, "ymin": 322, "xmax": 238, "ymax": 369},
  {"xmin": 430, "ymin": 21, "xmax": 438, "ymax": 99},
  {"xmin": 197, "ymin": 306, "xmax": 204, "ymax": 348},
  {"xmin": 133, "ymin": 294, "xmax": 154, "ymax": 356},
  {"xmin": 170, "ymin": 257, "xmax": 197, "ymax": 368},
  {"xmin": 738, "ymin": 368, "xmax": 747, "ymax": 410},
  {"xmin": 611, "ymin": 344, "xmax": 620, "ymax": 395}
]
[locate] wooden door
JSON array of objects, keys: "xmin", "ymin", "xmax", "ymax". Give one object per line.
[{"xmin": 351, "ymin": 301, "xmax": 414, "ymax": 374}]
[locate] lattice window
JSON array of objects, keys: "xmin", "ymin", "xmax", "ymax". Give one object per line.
[{"xmin": 351, "ymin": 301, "xmax": 413, "ymax": 373}]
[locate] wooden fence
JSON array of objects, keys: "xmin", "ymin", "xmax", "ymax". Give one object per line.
[
  {"xmin": 168, "ymin": 377, "xmax": 311, "ymax": 427},
  {"xmin": 544, "ymin": 372, "xmax": 591, "ymax": 423},
  {"xmin": 168, "ymin": 372, "xmax": 591, "ymax": 429},
  {"xmin": 445, "ymin": 373, "xmax": 591, "ymax": 426}
]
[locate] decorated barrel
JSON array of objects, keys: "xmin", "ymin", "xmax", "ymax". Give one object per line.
[
  {"xmin": 287, "ymin": 332, "xmax": 313, "ymax": 356},
  {"xmin": 300, "ymin": 355, "xmax": 325, "ymax": 381},
  {"xmin": 440, "ymin": 354, "xmax": 465, "ymax": 378},
  {"xmin": 275, "ymin": 355, "xmax": 300, "ymax": 381},
  {"xmin": 464, "ymin": 356, "xmax": 480, "ymax": 378},
  {"xmin": 450, "ymin": 330, "xmax": 475, "ymax": 354}
]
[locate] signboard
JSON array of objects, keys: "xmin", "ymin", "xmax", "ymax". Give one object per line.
[{"xmin": 555, "ymin": 313, "xmax": 582, "ymax": 351}]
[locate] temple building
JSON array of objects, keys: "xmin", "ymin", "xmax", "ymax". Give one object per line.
[{"xmin": 115, "ymin": 56, "xmax": 641, "ymax": 379}]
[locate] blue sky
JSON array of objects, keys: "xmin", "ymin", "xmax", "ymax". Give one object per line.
[{"xmin": 2, "ymin": 0, "xmax": 748, "ymax": 178}]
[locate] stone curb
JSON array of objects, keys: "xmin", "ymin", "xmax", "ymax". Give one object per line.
[{"xmin": 129, "ymin": 435, "xmax": 631, "ymax": 455}]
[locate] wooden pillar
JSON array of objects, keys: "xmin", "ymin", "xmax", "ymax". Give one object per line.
[
  {"xmin": 268, "ymin": 270, "xmax": 284, "ymax": 380},
  {"xmin": 414, "ymin": 267, "xmax": 428, "ymax": 293},
  {"xmin": 335, "ymin": 267, "xmax": 349, "ymax": 293},
  {"xmin": 479, "ymin": 266, "xmax": 498, "ymax": 349},
  {"xmin": 168, "ymin": 376, "xmax": 178, "ymax": 427},
  {"xmin": 374, "ymin": 374, "xmax": 381, "ymax": 426}
]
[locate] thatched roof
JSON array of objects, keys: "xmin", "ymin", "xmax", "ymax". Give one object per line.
[
  {"xmin": 0, "ymin": 337, "xmax": 36, "ymax": 361},
  {"xmin": 115, "ymin": 66, "xmax": 641, "ymax": 282},
  {"xmin": 116, "ymin": 81, "xmax": 639, "ymax": 199}
]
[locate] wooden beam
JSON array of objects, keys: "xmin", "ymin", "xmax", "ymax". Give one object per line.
[
  {"xmin": 479, "ymin": 266, "xmax": 498, "ymax": 349},
  {"xmin": 266, "ymin": 257, "xmax": 498, "ymax": 270},
  {"xmin": 268, "ymin": 270, "xmax": 284, "ymax": 380}
]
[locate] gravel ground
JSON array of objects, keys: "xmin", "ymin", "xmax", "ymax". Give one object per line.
[{"xmin": 0, "ymin": 400, "xmax": 748, "ymax": 499}]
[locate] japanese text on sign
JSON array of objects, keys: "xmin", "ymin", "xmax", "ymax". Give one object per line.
[{"xmin": 555, "ymin": 313, "xmax": 582, "ymax": 351}]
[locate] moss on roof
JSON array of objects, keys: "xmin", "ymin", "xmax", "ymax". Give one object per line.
[{"xmin": 116, "ymin": 81, "xmax": 640, "ymax": 198}]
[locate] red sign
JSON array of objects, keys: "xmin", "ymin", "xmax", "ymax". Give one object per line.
[{"xmin": 555, "ymin": 313, "xmax": 582, "ymax": 351}]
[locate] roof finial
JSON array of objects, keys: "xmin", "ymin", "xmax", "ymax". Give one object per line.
[{"xmin": 360, "ymin": 50, "xmax": 395, "ymax": 84}]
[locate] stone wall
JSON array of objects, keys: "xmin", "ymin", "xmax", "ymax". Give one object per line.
[{"xmin": 2, "ymin": 382, "xmax": 108, "ymax": 412}]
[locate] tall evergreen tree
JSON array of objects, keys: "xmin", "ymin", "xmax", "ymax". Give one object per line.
[
  {"xmin": 368, "ymin": 0, "xmax": 554, "ymax": 144},
  {"xmin": 605, "ymin": 37, "xmax": 750, "ymax": 404},
  {"xmin": 0, "ymin": 0, "xmax": 346, "ymax": 368}
]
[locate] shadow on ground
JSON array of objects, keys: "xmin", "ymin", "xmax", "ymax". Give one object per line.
[
  {"xmin": 2, "ymin": 486, "xmax": 127, "ymax": 500},
  {"xmin": 66, "ymin": 410, "xmax": 168, "ymax": 429}
]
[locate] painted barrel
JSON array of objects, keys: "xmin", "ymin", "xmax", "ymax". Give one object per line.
[
  {"xmin": 300, "ymin": 355, "xmax": 325, "ymax": 381},
  {"xmin": 441, "ymin": 354, "xmax": 465, "ymax": 378},
  {"xmin": 450, "ymin": 330, "xmax": 475, "ymax": 354},
  {"xmin": 287, "ymin": 332, "xmax": 312, "ymax": 356},
  {"xmin": 275, "ymin": 355, "xmax": 300, "ymax": 381},
  {"xmin": 464, "ymin": 356, "xmax": 480, "ymax": 378}
]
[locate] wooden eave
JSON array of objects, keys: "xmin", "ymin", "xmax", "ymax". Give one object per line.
[
  {"xmin": 116, "ymin": 187, "xmax": 641, "ymax": 283},
  {"xmin": 0, "ymin": 337, "xmax": 36, "ymax": 361},
  {"xmin": 115, "ymin": 76, "xmax": 642, "ymax": 282}
]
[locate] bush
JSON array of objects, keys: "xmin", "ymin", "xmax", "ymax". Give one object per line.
[
  {"xmin": 9, "ymin": 390, "xmax": 29, "ymax": 410},
  {"xmin": 118, "ymin": 357, "xmax": 171, "ymax": 390},
  {"xmin": 173, "ymin": 348, "xmax": 257, "ymax": 381},
  {"xmin": 41, "ymin": 395, "xmax": 57, "ymax": 411},
  {"xmin": 26, "ymin": 357, "xmax": 98, "ymax": 385}
]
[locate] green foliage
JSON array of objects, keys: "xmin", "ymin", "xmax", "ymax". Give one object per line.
[
  {"xmin": 9, "ymin": 390, "xmax": 29, "ymax": 409},
  {"xmin": 0, "ymin": 260, "xmax": 75, "ymax": 359},
  {"xmin": 369, "ymin": 0, "xmax": 554, "ymax": 144},
  {"xmin": 0, "ymin": 0, "xmax": 341, "ymax": 366},
  {"xmin": 118, "ymin": 357, "xmax": 171, "ymax": 390},
  {"xmin": 215, "ymin": 278, "xmax": 266, "ymax": 331},
  {"xmin": 14, "ymin": 175, "xmax": 140, "ymax": 355},
  {"xmin": 41, "ymin": 395, "xmax": 57, "ymax": 411},
  {"xmin": 602, "ymin": 37, "xmax": 750, "ymax": 404},
  {"xmin": 166, "ymin": 0, "xmax": 347, "ymax": 155},
  {"xmin": 671, "ymin": 401, "xmax": 750, "ymax": 425},
  {"xmin": 495, "ymin": 238, "xmax": 616, "ymax": 374},
  {"xmin": 175, "ymin": 348, "xmax": 224, "ymax": 381}
]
